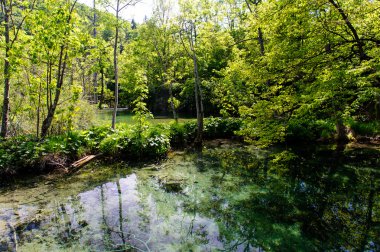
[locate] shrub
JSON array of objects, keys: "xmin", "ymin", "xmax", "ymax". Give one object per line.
[
  {"xmin": 40, "ymin": 135, "xmax": 67, "ymax": 154},
  {"xmin": 0, "ymin": 117, "xmax": 242, "ymax": 178},
  {"xmin": 145, "ymin": 126, "xmax": 170, "ymax": 158},
  {"xmin": 286, "ymin": 119, "xmax": 335, "ymax": 142},
  {"xmin": 0, "ymin": 132, "xmax": 90, "ymax": 177},
  {"xmin": 82, "ymin": 126, "xmax": 114, "ymax": 151},
  {"xmin": 204, "ymin": 117, "xmax": 242, "ymax": 139},
  {"xmin": 169, "ymin": 118, "xmax": 242, "ymax": 147},
  {"xmin": 348, "ymin": 120, "xmax": 380, "ymax": 136},
  {"xmin": 314, "ymin": 120, "xmax": 335, "ymax": 140},
  {"xmin": 98, "ymin": 125, "xmax": 170, "ymax": 161},
  {"xmin": 40, "ymin": 131, "xmax": 88, "ymax": 158},
  {"xmin": 122, "ymin": 125, "xmax": 170, "ymax": 161},
  {"xmin": 182, "ymin": 120, "xmax": 198, "ymax": 141},
  {"xmin": 0, "ymin": 135, "xmax": 50, "ymax": 175},
  {"xmin": 169, "ymin": 122, "xmax": 189, "ymax": 148},
  {"xmin": 99, "ymin": 132, "xmax": 126, "ymax": 156},
  {"xmin": 63, "ymin": 131, "xmax": 89, "ymax": 158}
]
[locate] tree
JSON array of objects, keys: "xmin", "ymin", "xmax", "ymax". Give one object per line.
[
  {"xmin": 102, "ymin": 0, "xmax": 141, "ymax": 129},
  {"xmin": 147, "ymin": 0, "xmax": 179, "ymax": 121},
  {"xmin": 179, "ymin": 19, "xmax": 204, "ymax": 147},
  {"xmin": 176, "ymin": 0, "xmax": 234, "ymax": 146},
  {"xmin": 92, "ymin": 0, "xmax": 98, "ymax": 103},
  {"xmin": 245, "ymin": 0, "xmax": 264, "ymax": 56},
  {"xmin": 215, "ymin": 0, "xmax": 380, "ymax": 145},
  {"xmin": 31, "ymin": 0, "xmax": 80, "ymax": 138},
  {"xmin": 0, "ymin": 0, "xmax": 36, "ymax": 138}
]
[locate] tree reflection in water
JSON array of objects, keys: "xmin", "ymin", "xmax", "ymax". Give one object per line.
[{"xmin": 0, "ymin": 144, "xmax": 378, "ymax": 251}]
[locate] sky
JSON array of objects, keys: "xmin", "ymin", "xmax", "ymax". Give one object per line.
[{"xmin": 78, "ymin": 0, "xmax": 155, "ymax": 23}]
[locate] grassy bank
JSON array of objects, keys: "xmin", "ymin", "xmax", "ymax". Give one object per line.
[
  {"xmin": 1, "ymin": 116, "xmax": 378, "ymax": 180},
  {"xmin": 0, "ymin": 117, "xmax": 242, "ymax": 180}
]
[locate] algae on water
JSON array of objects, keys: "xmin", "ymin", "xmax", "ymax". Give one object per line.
[{"xmin": 1, "ymin": 145, "xmax": 379, "ymax": 251}]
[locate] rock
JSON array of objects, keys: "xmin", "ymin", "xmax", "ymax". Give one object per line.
[
  {"xmin": 157, "ymin": 174, "xmax": 185, "ymax": 193},
  {"xmin": 161, "ymin": 181, "xmax": 183, "ymax": 193}
]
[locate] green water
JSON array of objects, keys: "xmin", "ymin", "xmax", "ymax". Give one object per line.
[
  {"xmin": 0, "ymin": 144, "xmax": 379, "ymax": 251},
  {"xmin": 96, "ymin": 110, "xmax": 192, "ymax": 126}
]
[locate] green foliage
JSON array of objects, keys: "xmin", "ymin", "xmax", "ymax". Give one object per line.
[
  {"xmin": 169, "ymin": 121, "xmax": 197, "ymax": 148},
  {"xmin": 39, "ymin": 132, "xmax": 88, "ymax": 158},
  {"xmin": 348, "ymin": 120, "xmax": 380, "ymax": 137},
  {"xmin": 2, "ymin": 0, "xmax": 380, "ymax": 145},
  {"xmin": 98, "ymin": 125, "xmax": 170, "ymax": 161},
  {"xmin": 131, "ymin": 70, "xmax": 153, "ymax": 138},
  {"xmin": 286, "ymin": 119, "xmax": 336, "ymax": 142},
  {"xmin": 169, "ymin": 122, "xmax": 189, "ymax": 148},
  {"xmin": 268, "ymin": 150, "xmax": 299, "ymax": 176},
  {"xmin": 3, "ymin": 0, "xmax": 380, "ymax": 177},
  {"xmin": 0, "ymin": 135, "xmax": 40, "ymax": 173},
  {"xmin": 203, "ymin": 117, "xmax": 242, "ymax": 139},
  {"xmin": 211, "ymin": 0, "xmax": 380, "ymax": 145},
  {"xmin": 98, "ymin": 131, "xmax": 126, "ymax": 156},
  {"xmin": 0, "ymin": 117, "xmax": 243, "ymax": 177},
  {"xmin": 82, "ymin": 126, "xmax": 114, "ymax": 151},
  {"xmin": 169, "ymin": 117, "xmax": 242, "ymax": 147},
  {"xmin": 62, "ymin": 131, "xmax": 88, "ymax": 158},
  {"xmin": 40, "ymin": 136, "xmax": 67, "ymax": 154},
  {"xmin": 126, "ymin": 125, "xmax": 170, "ymax": 160},
  {"xmin": 0, "ymin": 132, "xmax": 88, "ymax": 175}
]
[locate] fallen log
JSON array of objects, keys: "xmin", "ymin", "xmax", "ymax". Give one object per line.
[{"xmin": 69, "ymin": 154, "xmax": 101, "ymax": 173}]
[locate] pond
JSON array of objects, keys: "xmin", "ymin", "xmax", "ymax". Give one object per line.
[
  {"xmin": 95, "ymin": 110, "xmax": 192, "ymax": 126},
  {"xmin": 0, "ymin": 143, "xmax": 379, "ymax": 251}
]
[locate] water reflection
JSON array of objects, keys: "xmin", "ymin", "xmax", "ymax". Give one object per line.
[{"xmin": 0, "ymin": 144, "xmax": 379, "ymax": 251}]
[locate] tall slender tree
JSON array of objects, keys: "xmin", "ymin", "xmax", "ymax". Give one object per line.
[
  {"xmin": 40, "ymin": 0, "xmax": 79, "ymax": 138},
  {"xmin": 0, "ymin": 0, "xmax": 36, "ymax": 138},
  {"xmin": 180, "ymin": 20, "xmax": 204, "ymax": 147},
  {"xmin": 150, "ymin": 0, "xmax": 178, "ymax": 121},
  {"xmin": 92, "ymin": 0, "xmax": 98, "ymax": 103},
  {"xmin": 103, "ymin": 0, "xmax": 141, "ymax": 129}
]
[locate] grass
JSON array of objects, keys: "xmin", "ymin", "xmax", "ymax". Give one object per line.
[
  {"xmin": 348, "ymin": 120, "xmax": 380, "ymax": 137},
  {"xmin": 95, "ymin": 110, "xmax": 194, "ymax": 126}
]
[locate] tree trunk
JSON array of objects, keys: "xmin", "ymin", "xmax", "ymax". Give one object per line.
[
  {"xmin": 41, "ymin": 48, "xmax": 68, "ymax": 138},
  {"xmin": 192, "ymin": 49, "xmax": 203, "ymax": 147},
  {"xmin": 359, "ymin": 176, "xmax": 375, "ymax": 251},
  {"xmin": 1, "ymin": 0, "xmax": 36, "ymax": 138},
  {"xmin": 116, "ymin": 179, "xmax": 126, "ymax": 244},
  {"xmin": 1, "ymin": 1, "xmax": 10, "ymax": 138},
  {"xmin": 245, "ymin": 0, "xmax": 265, "ymax": 56},
  {"xmin": 185, "ymin": 23, "xmax": 203, "ymax": 148},
  {"xmin": 111, "ymin": 0, "xmax": 120, "ymax": 129},
  {"xmin": 169, "ymin": 82, "xmax": 178, "ymax": 122},
  {"xmin": 99, "ymin": 67, "xmax": 105, "ymax": 109},
  {"xmin": 81, "ymin": 65, "xmax": 86, "ymax": 97},
  {"xmin": 40, "ymin": 1, "xmax": 77, "ymax": 138},
  {"xmin": 92, "ymin": 72, "xmax": 98, "ymax": 104},
  {"xmin": 328, "ymin": 0, "xmax": 368, "ymax": 61},
  {"xmin": 335, "ymin": 117, "xmax": 348, "ymax": 143},
  {"xmin": 37, "ymin": 81, "xmax": 42, "ymax": 138},
  {"xmin": 93, "ymin": 73, "xmax": 98, "ymax": 103},
  {"xmin": 258, "ymin": 27, "xmax": 265, "ymax": 56},
  {"xmin": 41, "ymin": 109, "xmax": 55, "ymax": 138},
  {"xmin": 92, "ymin": 0, "xmax": 98, "ymax": 103}
]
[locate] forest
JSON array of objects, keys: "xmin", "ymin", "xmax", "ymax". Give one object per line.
[
  {"xmin": 0, "ymin": 0, "xmax": 379, "ymax": 251},
  {"xmin": 0, "ymin": 0, "xmax": 379, "ymax": 149}
]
